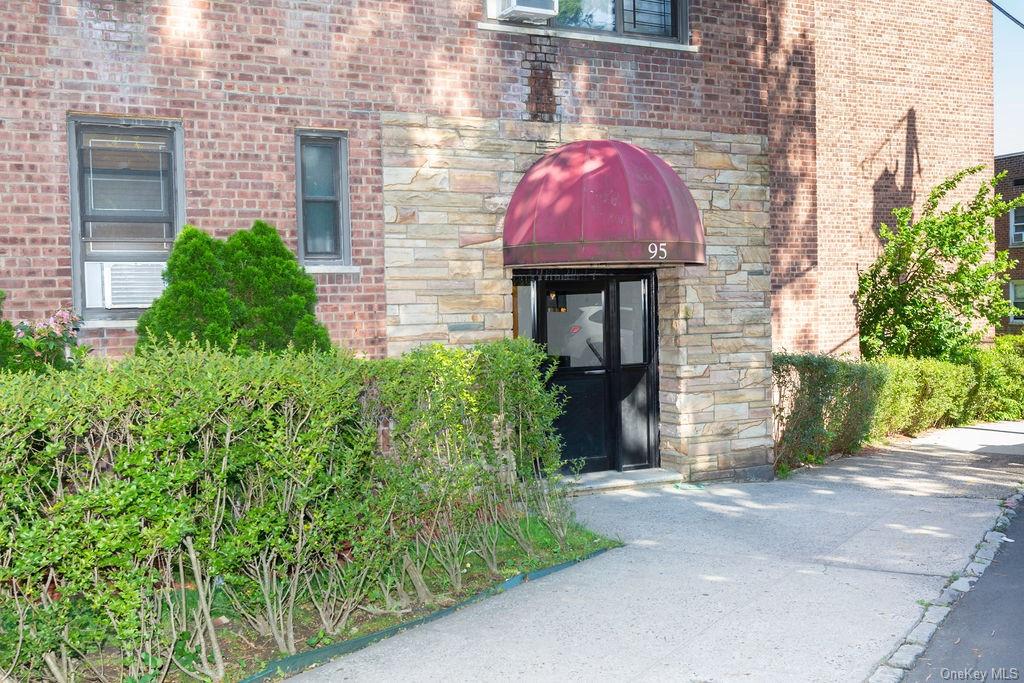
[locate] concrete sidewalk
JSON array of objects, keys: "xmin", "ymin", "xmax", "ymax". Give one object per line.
[{"xmin": 290, "ymin": 423, "xmax": 1024, "ymax": 683}]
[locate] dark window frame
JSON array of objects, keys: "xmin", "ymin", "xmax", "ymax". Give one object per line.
[
  {"xmin": 295, "ymin": 130, "xmax": 351, "ymax": 265},
  {"xmin": 546, "ymin": 0, "xmax": 689, "ymax": 44},
  {"xmin": 67, "ymin": 115, "xmax": 186, "ymax": 321},
  {"xmin": 1010, "ymin": 280, "xmax": 1024, "ymax": 324}
]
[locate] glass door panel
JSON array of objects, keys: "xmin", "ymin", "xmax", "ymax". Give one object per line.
[
  {"xmin": 544, "ymin": 287, "xmax": 605, "ymax": 369},
  {"xmin": 619, "ymin": 279, "xmax": 647, "ymax": 365}
]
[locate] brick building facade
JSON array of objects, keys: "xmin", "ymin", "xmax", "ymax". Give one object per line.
[
  {"xmin": 0, "ymin": 1, "xmax": 994, "ymax": 480},
  {"xmin": 995, "ymin": 152, "xmax": 1024, "ymax": 333},
  {"xmin": 768, "ymin": 0, "xmax": 995, "ymax": 354}
]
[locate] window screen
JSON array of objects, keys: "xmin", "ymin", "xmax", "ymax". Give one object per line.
[
  {"xmin": 72, "ymin": 121, "xmax": 181, "ymax": 319},
  {"xmin": 78, "ymin": 128, "xmax": 175, "ymax": 256}
]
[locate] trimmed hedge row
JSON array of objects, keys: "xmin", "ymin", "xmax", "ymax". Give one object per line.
[
  {"xmin": 773, "ymin": 337, "xmax": 1024, "ymax": 469},
  {"xmin": 0, "ymin": 339, "xmax": 570, "ymax": 682}
]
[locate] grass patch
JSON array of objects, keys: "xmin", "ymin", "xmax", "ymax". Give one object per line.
[{"xmin": 210, "ymin": 522, "xmax": 616, "ymax": 682}]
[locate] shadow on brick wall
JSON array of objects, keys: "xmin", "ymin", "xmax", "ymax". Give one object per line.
[
  {"xmin": 767, "ymin": 3, "xmax": 819, "ymax": 351},
  {"xmin": 865, "ymin": 107, "xmax": 921, "ymax": 239}
]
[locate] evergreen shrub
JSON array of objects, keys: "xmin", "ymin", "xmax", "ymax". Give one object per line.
[{"xmin": 136, "ymin": 221, "xmax": 331, "ymax": 353}]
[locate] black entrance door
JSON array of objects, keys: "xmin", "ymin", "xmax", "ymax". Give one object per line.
[{"xmin": 516, "ymin": 271, "xmax": 658, "ymax": 473}]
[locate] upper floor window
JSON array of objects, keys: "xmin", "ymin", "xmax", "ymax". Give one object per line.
[
  {"xmin": 1010, "ymin": 280, "xmax": 1024, "ymax": 324},
  {"xmin": 489, "ymin": 0, "xmax": 688, "ymax": 43},
  {"xmin": 296, "ymin": 131, "xmax": 351, "ymax": 265},
  {"xmin": 555, "ymin": 0, "xmax": 683, "ymax": 39},
  {"xmin": 69, "ymin": 118, "xmax": 184, "ymax": 320},
  {"xmin": 1011, "ymin": 207, "xmax": 1024, "ymax": 247}
]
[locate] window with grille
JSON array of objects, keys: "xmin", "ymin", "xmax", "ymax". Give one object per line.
[
  {"xmin": 550, "ymin": 0, "xmax": 685, "ymax": 41},
  {"xmin": 70, "ymin": 119, "xmax": 183, "ymax": 319}
]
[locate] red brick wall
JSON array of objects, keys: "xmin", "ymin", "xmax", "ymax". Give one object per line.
[
  {"xmin": 995, "ymin": 153, "xmax": 1024, "ymax": 334},
  {"xmin": 0, "ymin": 0, "xmax": 768, "ymax": 356},
  {"xmin": 769, "ymin": 0, "xmax": 994, "ymax": 354}
]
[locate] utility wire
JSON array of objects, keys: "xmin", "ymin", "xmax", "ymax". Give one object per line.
[{"xmin": 988, "ymin": 0, "xmax": 1024, "ymax": 31}]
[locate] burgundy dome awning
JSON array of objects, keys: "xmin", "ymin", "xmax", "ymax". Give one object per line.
[{"xmin": 503, "ymin": 140, "xmax": 705, "ymax": 267}]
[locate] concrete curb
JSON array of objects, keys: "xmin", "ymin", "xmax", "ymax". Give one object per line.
[{"xmin": 865, "ymin": 487, "xmax": 1024, "ymax": 683}]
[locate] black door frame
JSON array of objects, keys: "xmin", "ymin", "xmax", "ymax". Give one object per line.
[{"xmin": 513, "ymin": 268, "xmax": 660, "ymax": 472}]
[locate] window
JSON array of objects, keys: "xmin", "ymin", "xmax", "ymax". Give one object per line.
[
  {"xmin": 69, "ymin": 118, "xmax": 184, "ymax": 320},
  {"xmin": 1010, "ymin": 281, "xmax": 1024, "ymax": 324},
  {"xmin": 296, "ymin": 131, "xmax": 350, "ymax": 264},
  {"xmin": 487, "ymin": 0, "xmax": 688, "ymax": 42},
  {"xmin": 1011, "ymin": 208, "xmax": 1024, "ymax": 247},
  {"xmin": 554, "ymin": 0, "xmax": 685, "ymax": 40}
]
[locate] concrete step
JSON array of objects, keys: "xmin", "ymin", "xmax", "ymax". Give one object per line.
[{"xmin": 570, "ymin": 467, "xmax": 687, "ymax": 496}]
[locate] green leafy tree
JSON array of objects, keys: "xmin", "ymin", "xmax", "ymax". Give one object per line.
[
  {"xmin": 856, "ymin": 167, "xmax": 1024, "ymax": 361},
  {"xmin": 137, "ymin": 221, "xmax": 331, "ymax": 353}
]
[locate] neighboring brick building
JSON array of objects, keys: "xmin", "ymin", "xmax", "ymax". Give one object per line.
[
  {"xmin": 995, "ymin": 152, "xmax": 1024, "ymax": 334},
  {"xmin": 0, "ymin": 0, "xmax": 994, "ymax": 480},
  {"xmin": 768, "ymin": 0, "xmax": 995, "ymax": 354}
]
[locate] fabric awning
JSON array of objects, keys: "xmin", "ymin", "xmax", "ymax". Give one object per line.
[{"xmin": 503, "ymin": 140, "xmax": 705, "ymax": 267}]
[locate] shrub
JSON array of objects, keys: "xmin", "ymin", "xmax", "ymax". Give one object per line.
[
  {"xmin": 965, "ymin": 339, "xmax": 1024, "ymax": 421},
  {"xmin": 137, "ymin": 221, "xmax": 331, "ymax": 353},
  {"xmin": 136, "ymin": 226, "xmax": 235, "ymax": 349},
  {"xmin": 0, "ymin": 291, "xmax": 15, "ymax": 369},
  {"xmin": 0, "ymin": 290, "xmax": 88, "ymax": 373},
  {"xmin": 856, "ymin": 167, "xmax": 1024, "ymax": 362},
  {"xmin": 0, "ymin": 339, "xmax": 571, "ymax": 681},
  {"xmin": 775, "ymin": 344, "xmax": 1024, "ymax": 473},
  {"xmin": 772, "ymin": 353, "xmax": 886, "ymax": 469}
]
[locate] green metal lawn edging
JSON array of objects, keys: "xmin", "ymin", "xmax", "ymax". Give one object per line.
[{"xmin": 239, "ymin": 547, "xmax": 610, "ymax": 683}]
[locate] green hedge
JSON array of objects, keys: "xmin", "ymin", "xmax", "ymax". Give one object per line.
[
  {"xmin": 0, "ymin": 339, "xmax": 570, "ymax": 681},
  {"xmin": 774, "ymin": 339, "xmax": 1024, "ymax": 470}
]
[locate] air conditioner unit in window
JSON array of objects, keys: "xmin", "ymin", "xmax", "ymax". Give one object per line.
[
  {"xmin": 83, "ymin": 262, "xmax": 166, "ymax": 310},
  {"xmin": 499, "ymin": 0, "xmax": 558, "ymax": 23}
]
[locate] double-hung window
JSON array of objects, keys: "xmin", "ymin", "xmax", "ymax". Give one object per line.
[
  {"xmin": 1011, "ymin": 208, "xmax": 1024, "ymax": 247},
  {"xmin": 296, "ymin": 131, "xmax": 351, "ymax": 265},
  {"xmin": 1010, "ymin": 281, "xmax": 1024, "ymax": 324},
  {"xmin": 69, "ymin": 118, "xmax": 184, "ymax": 320}
]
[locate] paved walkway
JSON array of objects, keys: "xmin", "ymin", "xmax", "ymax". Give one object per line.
[{"xmin": 291, "ymin": 423, "xmax": 1024, "ymax": 682}]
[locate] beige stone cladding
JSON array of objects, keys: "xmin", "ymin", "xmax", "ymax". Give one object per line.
[{"xmin": 382, "ymin": 112, "xmax": 773, "ymax": 480}]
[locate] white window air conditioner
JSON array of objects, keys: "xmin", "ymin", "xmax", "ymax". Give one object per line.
[
  {"xmin": 499, "ymin": 0, "xmax": 558, "ymax": 24},
  {"xmin": 84, "ymin": 262, "xmax": 166, "ymax": 310}
]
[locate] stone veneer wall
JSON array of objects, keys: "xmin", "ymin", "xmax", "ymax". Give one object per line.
[{"xmin": 381, "ymin": 112, "xmax": 773, "ymax": 480}]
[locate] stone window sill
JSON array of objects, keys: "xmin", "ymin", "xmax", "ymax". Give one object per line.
[
  {"xmin": 477, "ymin": 21, "xmax": 699, "ymax": 53},
  {"xmin": 79, "ymin": 319, "xmax": 138, "ymax": 330},
  {"xmin": 304, "ymin": 264, "xmax": 361, "ymax": 275}
]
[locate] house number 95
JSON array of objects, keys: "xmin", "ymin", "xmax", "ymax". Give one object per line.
[{"xmin": 648, "ymin": 242, "xmax": 668, "ymax": 260}]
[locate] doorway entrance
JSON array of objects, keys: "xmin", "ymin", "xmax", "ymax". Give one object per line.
[{"xmin": 514, "ymin": 270, "xmax": 658, "ymax": 473}]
